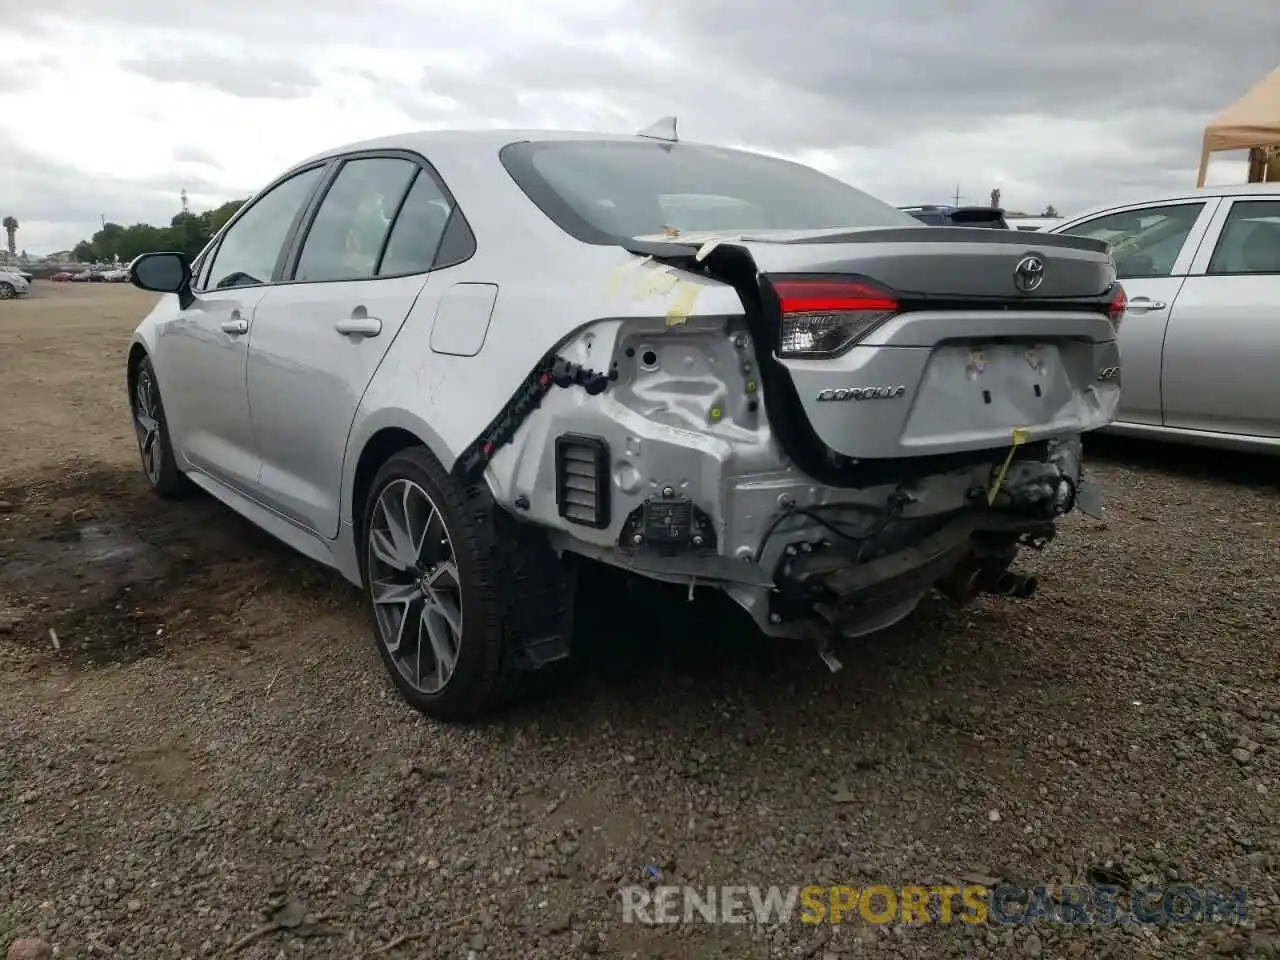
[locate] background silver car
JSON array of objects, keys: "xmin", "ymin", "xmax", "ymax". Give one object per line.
[
  {"xmin": 1049, "ymin": 184, "xmax": 1280, "ymax": 454},
  {"xmin": 0, "ymin": 267, "xmax": 32, "ymax": 299}
]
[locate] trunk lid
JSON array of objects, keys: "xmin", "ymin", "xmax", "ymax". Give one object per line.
[
  {"xmin": 627, "ymin": 227, "xmax": 1123, "ymax": 486},
  {"xmin": 633, "ymin": 225, "xmax": 1116, "ymax": 302}
]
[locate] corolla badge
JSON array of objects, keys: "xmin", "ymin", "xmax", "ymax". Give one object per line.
[
  {"xmin": 815, "ymin": 385, "xmax": 908, "ymax": 402},
  {"xmin": 1013, "ymin": 255, "xmax": 1046, "ymax": 293}
]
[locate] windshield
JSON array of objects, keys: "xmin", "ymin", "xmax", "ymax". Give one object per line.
[{"xmin": 500, "ymin": 139, "xmax": 917, "ymax": 243}]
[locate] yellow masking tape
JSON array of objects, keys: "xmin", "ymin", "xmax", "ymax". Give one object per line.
[
  {"xmin": 631, "ymin": 264, "xmax": 681, "ymax": 300},
  {"xmin": 987, "ymin": 427, "xmax": 1031, "ymax": 507},
  {"xmin": 665, "ymin": 282, "xmax": 701, "ymax": 327},
  {"xmin": 604, "ymin": 255, "xmax": 654, "ymax": 298}
]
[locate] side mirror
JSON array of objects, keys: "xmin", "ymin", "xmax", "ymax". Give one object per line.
[{"xmin": 130, "ymin": 252, "xmax": 194, "ymax": 308}]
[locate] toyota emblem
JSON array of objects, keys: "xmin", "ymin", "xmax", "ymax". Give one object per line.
[{"xmin": 1013, "ymin": 255, "xmax": 1046, "ymax": 293}]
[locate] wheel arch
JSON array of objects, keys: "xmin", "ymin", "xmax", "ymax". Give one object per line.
[
  {"xmin": 125, "ymin": 340, "xmax": 155, "ymax": 413},
  {"xmin": 345, "ymin": 410, "xmax": 457, "ymax": 533}
]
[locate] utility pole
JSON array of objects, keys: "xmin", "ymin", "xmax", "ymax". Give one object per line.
[{"xmin": 953, "ymin": 184, "xmax": 962, "ymax": 206}]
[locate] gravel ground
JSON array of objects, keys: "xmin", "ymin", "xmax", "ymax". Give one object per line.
[{"xmin": 2, "ymin": 285, "xmax": 1278, "ymax": 959}]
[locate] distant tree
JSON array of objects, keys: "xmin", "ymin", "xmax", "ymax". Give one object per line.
[
  {"xmin": 206, "ymin": 199, "xmax": 244, "ymax": 235},
  {"xmin": 1040, "ymin": 205, "xmax": 1059, "ymax": 218},
  {"xmin": 2, "ymin": 216, "xmax": 17, "ymax": 256},
  {"xmin": 70, "ymin": 199, "xmax": 248, "ymax": 264}
]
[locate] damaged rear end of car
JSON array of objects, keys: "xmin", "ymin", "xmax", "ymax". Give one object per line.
[{"xmin": 468, "ymin": 137, "xmax": 1124, "ymax": 662}]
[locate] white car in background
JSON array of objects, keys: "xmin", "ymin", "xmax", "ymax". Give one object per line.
[{"xmin": 0, "ymin": 267, "xmax": 32, "ymax": 299}]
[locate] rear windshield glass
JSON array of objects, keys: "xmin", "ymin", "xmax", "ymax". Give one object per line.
[{"xmin": 500, "ymin": 140, "xmax": 917, "ymax": 243}]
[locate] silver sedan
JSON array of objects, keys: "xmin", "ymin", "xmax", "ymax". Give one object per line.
[{"xmin": 1048, "ymin": 183, "xmax": 1280, "ymax": 454}]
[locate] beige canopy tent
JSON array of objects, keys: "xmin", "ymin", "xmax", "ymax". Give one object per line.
[{"xmin": 1197, "ymin": 65, "xmax": 1280, "ymax": 187}]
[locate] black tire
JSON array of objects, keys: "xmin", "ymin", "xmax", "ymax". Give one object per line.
[
  {"xmin": 129, "ymin": 356, "xmax": 187, "ymax": 498},
  {"xmin": 359, "ymin": 446, "xmax": 571, "ymax": 722},
  {"xmin": 0, "ymin": 282, "xmax": 14, "ymax": 300}
]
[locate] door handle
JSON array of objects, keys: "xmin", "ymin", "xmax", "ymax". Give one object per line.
[
  {"xmin": 219, "ymin": 317, "xmax": 249, "ymax": 335},
  {"xmin": 335, "ymin": 315, "xmax": 383, "ymax": 338},
  {"xmin": 1126, "ymin": 297, "xmax": 1167, "ymax": 313}
]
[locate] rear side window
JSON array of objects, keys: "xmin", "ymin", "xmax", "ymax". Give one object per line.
[
  {"xmin": 1207, "ymin": 200, "xmax": 1280, "ymax": 275},
  {"xmin": 377, "ymin": 172, "xmax": 456, "ymax": 276},
  {"xmin": 500, "ymin": 140, "xmax": 917, "ymax": 243},
  {"xmin": 294, "ymin": 157, "xmax": 418, "ymax": 283}
]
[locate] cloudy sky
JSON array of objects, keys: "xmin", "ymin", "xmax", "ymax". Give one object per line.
[{"xmin": 2, "ymin": 0, "xmax": 1277, "ymax": 254}]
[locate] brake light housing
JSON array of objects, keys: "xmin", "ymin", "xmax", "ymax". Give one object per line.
[
  {"xmin": 1107, "ymin": 284, "xmax": 1127, "ymax": 330},
  {"xmin": 772, "ymin": 277, "xmax": 900, "ymax": 359}
]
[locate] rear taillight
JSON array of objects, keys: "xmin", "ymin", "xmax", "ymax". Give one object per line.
[
  {"xmin": 1107, "ymin": 285, "xmax": 1127, "ymax": 330},
  {"xmin": 773, "ymin": 278, "xmax": 899, "ymax": 359}
]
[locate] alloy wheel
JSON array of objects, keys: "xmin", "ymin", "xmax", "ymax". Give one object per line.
[
  {"xmin": 367, "ymin": 478, "xmax": 463, "ymax": 695},
  {"xmin": 0, "ymin": 283, "xmax": 13, "ymax": 300},
  {"xmin": 132, "ymin": 370, "xmax": 164, "ymax": 486}
]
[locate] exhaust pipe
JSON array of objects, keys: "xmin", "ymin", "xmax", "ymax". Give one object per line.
[
  {"xmin": 934, "ymin": 563, "xmax": 984, "ymax": 604},
  {"xmin": 936, "ymin": 564, "xmax": 1039, "ymax": 604}
]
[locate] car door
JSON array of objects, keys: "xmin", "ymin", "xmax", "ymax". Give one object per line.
[
  {"xmin": 1160, "ymin": 195, "xmax": 1280, "ymax": 438},
  {"xmin": 154, "ymin": 163, "xmax": 328, "ymax": 492},
  {"xmin": 1053, "ymin": 198, "xmax": 1219, "ymax": 426},
  {"xmin": 245, "ymin": 152, "xmax": 474, "ymax": 537}
]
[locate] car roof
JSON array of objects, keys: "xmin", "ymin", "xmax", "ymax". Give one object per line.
[
  {"xmin": 1064, "ymin": 182, "xmax": 1280, "ymax": 223},
  {"xmin": 293, "ymin": 128, "xmax": 717, "ymax": 168}
]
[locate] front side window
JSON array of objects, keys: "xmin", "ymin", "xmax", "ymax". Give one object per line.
[
  {"xmin": 1061, "ymin": 202, "xmax": 1205, "ymax": 279},
  {"xmin": 501, "ymin": 140, "xmax": 918, "ymax": 243},
  {"xmin": 204, "ymin": 165, "xmax": 325, "ymax": 290},
  {"xmin": 1207, "ymin": 200, "xmax": 1280, "ymax": 275},
  {"xmin": 294, "ymin": 157, "xmax": 419, "ymax": 283}
]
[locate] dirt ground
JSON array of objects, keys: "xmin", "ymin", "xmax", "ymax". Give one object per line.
[{"xmin": 1, "ymin": 283, "xmax": 1277, "ymax": 959}]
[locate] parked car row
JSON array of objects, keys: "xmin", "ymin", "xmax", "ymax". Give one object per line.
[{"xmin": 50, "ymin": 268, "xmax": 130, "ymax": 282}]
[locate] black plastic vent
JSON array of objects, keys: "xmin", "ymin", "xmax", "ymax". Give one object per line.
[{"xmin": 555, "ymin": 434, "xmax": 610, "ymax": 528}]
